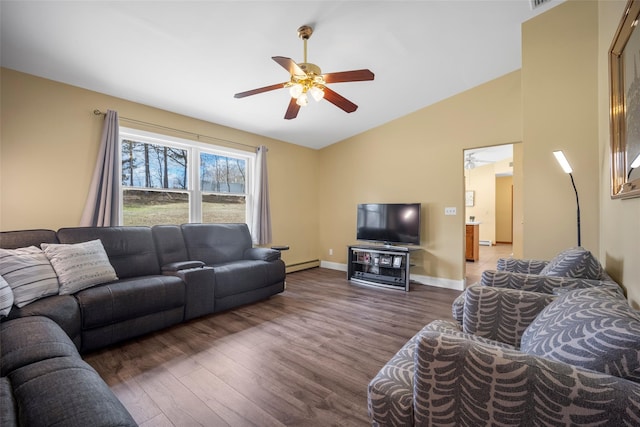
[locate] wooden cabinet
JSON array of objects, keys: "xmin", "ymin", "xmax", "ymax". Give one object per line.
[{"xmin": 466, "ymin": 224, "xmax": 479, "ymax": 262}]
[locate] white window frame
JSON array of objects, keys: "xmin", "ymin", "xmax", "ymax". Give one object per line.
[{"xmin": 118, "ymin": 127, "xmax": 255, "ymax": 228}]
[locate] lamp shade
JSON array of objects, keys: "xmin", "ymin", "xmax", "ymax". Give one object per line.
[
  {"xmin": 289, "ymin": 84, "xmax": 303, "ymax": 99},
  {"xmin": 296, "ymin": 93, "xmax": 308, "ymax": 106},
  {"xmin": 553, "ymin": 150, "xmax": 573, "ymax": 173},
  {"xmin": 309, "ymin": 86, "xmax": 324, "ymax": 101}
]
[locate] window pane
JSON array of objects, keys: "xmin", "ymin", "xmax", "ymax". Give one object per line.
[
  {"xmin": 123, "ymin": 189, "xmax": 189, "ymax": 226},
  {"xmin": 200, "ymin": 153, "xmax": 246, "ymax": 194},
  {"xmin": 202, "ymin": 194, "xmax": 246, "ymax": 223},
  {"xmin": 122, "ymin": 140, "xmax": 187, "ymax": 189}
]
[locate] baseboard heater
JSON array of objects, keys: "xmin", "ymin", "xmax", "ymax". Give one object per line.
[
  {"xmin": 286, "ymin": 259, "xmax": 320, "ymax": 273},
  {"xmin": 479, "ymin": 240, "xmax": 492, "ymax": 246}
]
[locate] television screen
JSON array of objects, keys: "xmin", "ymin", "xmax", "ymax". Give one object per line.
[{"xmin": 356, "ymin": 203, "xmax": 421, "ymax": 245}]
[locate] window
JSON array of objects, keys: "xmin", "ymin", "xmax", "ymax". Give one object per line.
[{"xmin": 119, "ymin": 128, "xmax": 254, "ymax": 227}]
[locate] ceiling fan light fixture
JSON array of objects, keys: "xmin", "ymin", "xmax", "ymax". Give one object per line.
[
  {"xmin": 289, "ymin": 83, "xmax": 303, "ymax": 99},
  {"xmin": 296, "ymin": 93, "xmax": 309, "ymax": 106},
  {"xmin": 309, "ymin": 85, "xmax": 324, "ymax": 101}
]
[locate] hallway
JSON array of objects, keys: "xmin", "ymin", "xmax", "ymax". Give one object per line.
[{"xmin": 465, "ymin": 243, "xmax": 513, "ymax": 286}]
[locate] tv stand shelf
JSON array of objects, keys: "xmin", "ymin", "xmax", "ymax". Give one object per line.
[{"xmin": 347, "ymin": 245, "xmax": 418, "ymax": 291}]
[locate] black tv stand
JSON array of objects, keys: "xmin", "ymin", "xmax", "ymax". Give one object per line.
[{"xmin": 347, "ymin": 245, "xmax": 419, "ymax": 291}]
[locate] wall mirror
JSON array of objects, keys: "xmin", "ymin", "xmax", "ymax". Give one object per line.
[{"xmin": 610, "ymin": 0, "xmax": 640, "ymax": 199}]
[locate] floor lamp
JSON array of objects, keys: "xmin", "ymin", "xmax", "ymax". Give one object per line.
[
  {"xmin": 553, "ymin": 151, "xmax": 581, "ymax": 247},
  {"xmin": 628, "ymin": 153, "xmax": 640, "ymax": 180}
]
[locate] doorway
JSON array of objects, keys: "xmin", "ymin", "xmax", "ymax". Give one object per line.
[{"xmin": 463, "ymin": 143, "xmax": 522, "ymax": 285}]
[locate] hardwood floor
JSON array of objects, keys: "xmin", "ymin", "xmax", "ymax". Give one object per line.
[{"xmin": 84, "ymin": 267, "xmax": 461, "ymax": 426}]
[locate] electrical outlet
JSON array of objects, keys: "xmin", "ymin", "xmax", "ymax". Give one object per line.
[
  {"xmin": 444, "ymin": 207, "xmax": 457, "ymax": 216},
  {"xmin": 329, "ymin": 248, "xmax": 333, "ymax": 255}
]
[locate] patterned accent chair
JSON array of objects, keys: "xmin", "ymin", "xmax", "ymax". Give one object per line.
[
  {"xmin": 452, "ymin": 247, "xmax": 621, "ymax": 323},
  {"xmin": 368, "ymin": 285, "xmax": 640, "ymax": 426}
]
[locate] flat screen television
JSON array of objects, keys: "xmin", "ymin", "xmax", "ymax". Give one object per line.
[{"xmin": 356, "ymin": 203, "xmax": 421, "ymax": 246}]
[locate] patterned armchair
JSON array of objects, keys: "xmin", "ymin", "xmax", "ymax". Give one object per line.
[
  {"xmin": 452, "ymin": 247, "xmax": 621, "ymax": 323},
  {"xmin": 368, "ymin": 285, "xmax": 640, "ymax": 426}
]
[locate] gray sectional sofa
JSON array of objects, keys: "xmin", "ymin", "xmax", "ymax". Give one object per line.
[
  {"xmin": 0, "ymin": 223, "xmax": 286, "ymax": 427},
  {"xmin": 1, "ymin": 316, "xmax": 137, "ymax": 427}
]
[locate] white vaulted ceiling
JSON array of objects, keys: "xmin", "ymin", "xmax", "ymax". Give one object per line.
[{"xmin": 0, "ymin": 1, "xmax": 562, "ymax": 149}]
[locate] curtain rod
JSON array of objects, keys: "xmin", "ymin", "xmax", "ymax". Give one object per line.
[{"xmin": 93, "ymin": 109, "xmax": 258, "ymax": 151}]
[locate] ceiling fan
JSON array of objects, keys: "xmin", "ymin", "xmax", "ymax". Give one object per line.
[
  {"xmin": 234, "ymin": 25, "xmax": 375, "ymax": 120},
  {"xmin": 464, "ymin": 153, "xmax": 493, "ymax": 170}
]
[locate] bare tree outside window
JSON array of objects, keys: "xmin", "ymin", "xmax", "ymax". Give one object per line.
[{"xmin": 121, "ymin": 138, "xmax": 248, "ymax": 226}]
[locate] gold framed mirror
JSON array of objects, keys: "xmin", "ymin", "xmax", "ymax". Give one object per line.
[{"xmin": 609, "ymin": 0, "xmax": 640, "ymax": 199}]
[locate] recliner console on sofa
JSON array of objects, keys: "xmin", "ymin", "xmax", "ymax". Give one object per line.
[{"xmin": 0, "ymin": 223, "xmax": 286, "ymax": 426}]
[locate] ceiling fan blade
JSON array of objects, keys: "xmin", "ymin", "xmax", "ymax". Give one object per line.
[
  {"xmin": 323, "ymin": 69, "xmax": 375, "ymax": 84},
  {"xmin": 284, "ymin": 97, "xmax": 300, "ymax": 120},
  {"xmin": 234, "ymin": 82, "xmax": 287, "ymax": 98},
  {"xmin": 272, "ymin": 56, "xmax": 306, "ymax": 76},
  {"xmin": 323, "ymin": 87, "xmax": 358, "ymax": 113}
]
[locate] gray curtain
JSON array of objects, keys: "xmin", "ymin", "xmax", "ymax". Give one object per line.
[
  {"xmin": 252, "ymin": 145, "xmax": 272, "ymax": 245},
  {"xmin": 80, "ymin": 109, "xmax": 120, "ymax": 226}
]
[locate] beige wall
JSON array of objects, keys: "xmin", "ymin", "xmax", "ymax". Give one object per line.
[
  {"xmin": 318, "ymin": 70, "xmax": 523, "ymax": 284},
  {"xmin": 598, "ymin": 0, "xmax": 640, "ymax": 308},
  {"xmin": 0, "ymin": 68, "xmax": 320, "ymax": 270},
  {"xmin": 512, "ymin": 142, "xmax": 524, "ymax": 257},
  {"xmin": 466, "ymin": 163, "xmax": 496, "ymax": 243},
  {"xmin": 522, "ymin": 0, "xmax": 600, "ymax": 257}
]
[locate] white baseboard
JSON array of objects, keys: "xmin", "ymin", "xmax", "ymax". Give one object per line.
[
  {"xmin": 410, "ymin": 274, "xmax": 464, "ymax": 291},
  {"xmin": 320, "ymin": 262, "xmax": 464, "ymax": 291},
  {"xmin": 320, "ymin": 261, "xmax": 348, "ymax": 272}
]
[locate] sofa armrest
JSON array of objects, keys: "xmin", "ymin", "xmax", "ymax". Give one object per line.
[
  {"xmin": 368, "ymin": 320, "xmax": 514, "ymax": 427},
  {"xmin": 244, "ymin": 247, "xmax": 281, "ymax": 262},
  {"xmin": 175, "ymin": 266, "xmax": 215, "ymax": 320},
  {"xmin": 481, "ymin": 270, "xmax": 622, "ymax": 295},
  {"xmin": 414, "ymin": 331, "xmax": 640, "ymax": 426},
  {"xmin": 451, "ymin": 292, "xmax": 465, "ymax": 324},
  {"xmin": 462, "ymin": 285, "xmax": 555, "ymax": 347},
  {"xmin": 496, "ymin": 257, "xmax": 548, "ymax": 274},
  {"xmin": 161, "ymin": 260, "xmax": 205, "ymax": 273}
]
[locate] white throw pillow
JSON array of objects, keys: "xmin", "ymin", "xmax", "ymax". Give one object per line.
[
  {"xmin": 0, "ymin": 275, "xmax": 14, "ymax": 317},
  {"xmin": 0, "ymin": 246, "xmax": 60, "ymax": 307},
  {"xmin": 42, "ymin": 239, "xmax": 118, "ymax": 295}
]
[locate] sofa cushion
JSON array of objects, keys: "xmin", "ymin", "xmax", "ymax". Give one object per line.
[
  {"xmin": 8, "ymin": 356, "xmax": 137, "ymax": 427},
  {"xmin": 539, "ymin": 247, "xmax": 604, "ymax": 280},
  {"xmin": 0, "ymin": 316, "xmax": 78, "ymax": 376},
  {"xmin": 496, "ymin": 257, "xmax": 548, "ymax": 274},
  {"xmin": 0, "ymin": 246, "xmax": 59, "ymax": 307},
  {"xmin": 462, "ymin": 285, "xmax": 555, "ymax": 348},
  {"xmin": 75, "ymin": 275, "xmax": 185, "ymax": 329},
  {"xmin": 0, "ymin": 276, "xmax": 14, "ymax": 317},
  {"xmin": 57, "ymin": 226, "xmax": 160, "ymax": 278},
  {"xmin": 42, "ymin": 239, "xmax": 118, "ymax": 295},
  {"xmin": 0, "ymin": 229, "xmax": 58, "ymax": 250},
  {"xmin": 213, "ymin": 260, "xmax": 274, "ymax": 298},
  {"xmin": 5, "ymin": 294, "xmax": 82, "ymax": 349},
  {"xmin": 521, "ymin": 287, "xmax": 640, "ymax": 383},
  {"xmin": 151, "ymin": 225, "xmax": 190, "ymax": 267},
  {"xmin": 0, "ymin": 377, "xmax": 17, "ymax": 427},
  {"xmin": 181, "ymin": 223, "xmax": 252, "ymax": 265}
]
